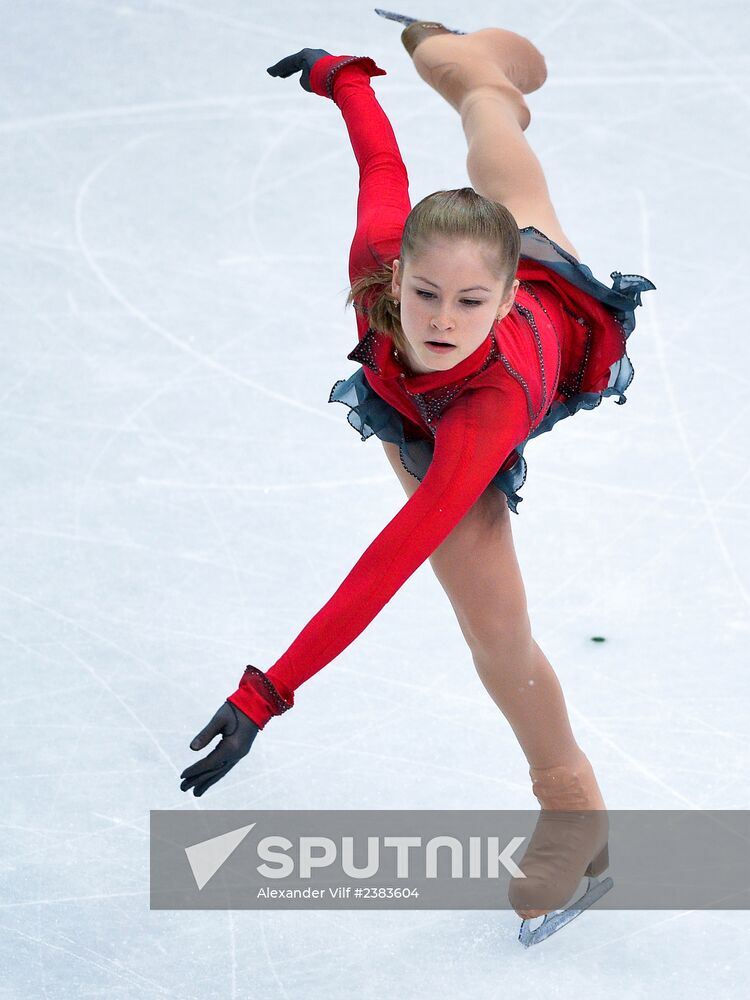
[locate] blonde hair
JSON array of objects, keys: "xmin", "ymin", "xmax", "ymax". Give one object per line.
[{"xmin": 345, "ymin": 187, "xmax": 520, "ymax": 355}]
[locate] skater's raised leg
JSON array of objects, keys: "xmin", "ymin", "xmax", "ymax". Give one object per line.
[{"xmin": 406, "ymin": 27, "xmax": 581, "ymax": 260}]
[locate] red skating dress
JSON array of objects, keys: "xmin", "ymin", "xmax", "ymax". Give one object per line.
[{"xmin": 227, "ymin": 55, "xmax": 655, "ymax": 729}]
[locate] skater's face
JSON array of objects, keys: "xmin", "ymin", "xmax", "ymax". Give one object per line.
[{"xmin": 391, "ymin": 238, "xmax": 518, "ymax": 376}]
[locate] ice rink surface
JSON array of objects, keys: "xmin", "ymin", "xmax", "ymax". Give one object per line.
[{"xmin": 2, "ymin": 0, "xmax": 749, "ymax": 996}]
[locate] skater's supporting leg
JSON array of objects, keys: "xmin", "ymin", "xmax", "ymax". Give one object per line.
[
  {"xmin": 381, "ymin": 440, "xmax": 592, "ymax": 772},
  {"xmin": 409, "ymin": 28, "xmax": 581, "ymax": 260}
]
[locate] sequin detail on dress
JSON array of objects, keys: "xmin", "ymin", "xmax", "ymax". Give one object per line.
[
  {"xmin": 401, "ymin": 333, "xmax": 502, "ymax": 433},
  {"xmin": 512, "ymin": 301, "xmax": 548, "ymax": 425},
  {"xmin": 348, "ymin": 328, "xmax": 382, "ymax": 374},
  {"xmin": 557, "ymin": 306, "xmax": 593, "ymax": 398},
  {"xmin": 238, "ymin": 665, "xmax": 293, "ymax": 716}
]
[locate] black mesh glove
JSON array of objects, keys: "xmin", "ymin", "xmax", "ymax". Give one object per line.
[
  {"xmin": 266, "ymin": 48, "xmax": 332, "ymax": 91},
  {"xmin": 179, "ymin": 701, "xmax": 260, "ymax": 797}
]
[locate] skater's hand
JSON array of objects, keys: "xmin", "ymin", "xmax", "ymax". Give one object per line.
[
  {"xmin": 180, "ymin": 701, "xmax": 259, "ymax": 796},
  {"xmin": 267, "ymin": 48, "xmax": 333, "ymax": 92}
]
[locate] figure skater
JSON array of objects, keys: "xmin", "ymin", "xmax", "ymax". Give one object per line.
[{"xmin": 179, "ymin": 11, "xmax": 654, "ymax": 943}]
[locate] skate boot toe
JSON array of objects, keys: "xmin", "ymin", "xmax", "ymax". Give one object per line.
[{"xmin": 401, "ymin": 21, "xmax": 454, "ymax": 58}]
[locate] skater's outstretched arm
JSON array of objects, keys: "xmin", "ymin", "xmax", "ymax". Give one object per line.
[
  {"xmin": 227, "ymin": 377, "xmax": 530, "ymax": 722},
  {"xmin": 180, "ymin": 377, "xmax": 530, "ymax": 795}
]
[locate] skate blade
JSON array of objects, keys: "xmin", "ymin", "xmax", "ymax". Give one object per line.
[
  {"xmin": 373, "ymin": 8, "xmax": 466, "ymax": 34},
  {"xmin": 374, "ymin": 7, "xmax": 419, "ymax": 27},
  {"xmin": 517, "ymin": 875, "xmax": 614, "ymax": 948}
]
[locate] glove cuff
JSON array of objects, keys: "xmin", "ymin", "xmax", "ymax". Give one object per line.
[
  {"xmin": 308, "ymin": 54, "xmax": 387, "ymax": 100},
  {"xmin": 227, "ymin": 664, "xmax": 294, "ymax": 729}
]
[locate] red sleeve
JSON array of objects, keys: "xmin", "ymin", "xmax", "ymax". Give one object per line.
[
  {"xmin": 308, "ymin": 54, "xmax": 411, "ymax": 293},
  {"xmin": 227, "ymin": 381, "xmax": 531, "ymax": 726}
]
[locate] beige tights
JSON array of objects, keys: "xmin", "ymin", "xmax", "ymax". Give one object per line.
[
  {"xmin": 381, "ymin": 440, "xmax": 605, "ymax": 811},
  {"xmin": 410, "ymin": 27, "xmax": 581, "ymax": 261}
]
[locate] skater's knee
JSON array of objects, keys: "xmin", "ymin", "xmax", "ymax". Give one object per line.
[
  {"xmin": 461, "ymin": 598, "xmax": 533, "ymax": 660},
  {"xmin": 411, "ymin": 28, "xmax": 546, "ymax": 119},
  {"xmin": 478, "ymin": 28, "xmax": 548, "ymax": 95}
]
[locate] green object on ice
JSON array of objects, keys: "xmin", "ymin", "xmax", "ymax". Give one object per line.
[{"xmin": 591, "ymin": 636, "xmax": 606, "ymax": 642}]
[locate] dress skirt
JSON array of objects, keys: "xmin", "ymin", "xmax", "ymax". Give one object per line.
[{"xmin": 328, "ymin": 226, "xmax": 656, "ymax": 514}]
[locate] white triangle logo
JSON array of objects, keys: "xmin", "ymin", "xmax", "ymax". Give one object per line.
[{"xmin": 185, "ymin": 822, "xmax": 256, "ymax": 890}]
